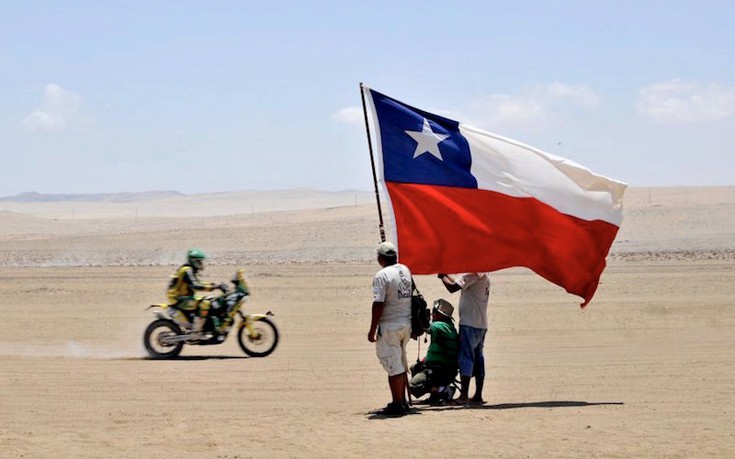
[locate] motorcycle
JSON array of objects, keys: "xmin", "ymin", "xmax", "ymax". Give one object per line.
[{"xmin": 143, "ymin": 269, "xmax": 279, "ymax": 359}]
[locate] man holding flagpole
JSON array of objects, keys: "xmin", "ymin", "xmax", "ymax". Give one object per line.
[{"xmin": 368, "ymin": 241, "xmax": 413, "ymax": 416}]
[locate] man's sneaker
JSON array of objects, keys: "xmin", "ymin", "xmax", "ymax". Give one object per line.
[
  {"xmin": 427, "ymin": 393, "xmax": 444, "ymax": 406},
  {"xmin": 379, "ymin": 402, "xmax": 409, "ymax": 416}
]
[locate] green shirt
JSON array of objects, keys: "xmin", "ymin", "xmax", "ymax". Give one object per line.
[{"xmin": 425, "ymin": 321, "xmax": 458, "ymax": 369}]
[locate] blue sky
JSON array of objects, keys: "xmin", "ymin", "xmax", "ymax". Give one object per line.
[{"xmin": 1, "ymin": 0, "xmax": 733, "ymax": 195}]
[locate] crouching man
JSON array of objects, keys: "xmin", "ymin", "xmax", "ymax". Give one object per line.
[{"xmin": 409, "ymin": 299, "xmax": 459, "ymax": 405}]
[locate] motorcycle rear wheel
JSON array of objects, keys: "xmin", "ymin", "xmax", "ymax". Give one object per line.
[
  {"xmin": 144, "ymin": 319, "xmax": 184, "ymax": 359},
  {"xmin": 237, "ymin": 317, "xmax": 279, "ymax": 357}
]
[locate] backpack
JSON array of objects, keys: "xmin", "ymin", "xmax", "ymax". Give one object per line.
[{"xmin": 410, "ymin": 279, "xmax": 430, "ymax": 340}]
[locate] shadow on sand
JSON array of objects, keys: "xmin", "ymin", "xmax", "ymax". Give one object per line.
[
  {"xmin": 365, "ymin": 407, "xmax": 423, "ymax": 420},
  {"xmin": 366, "ymin": 400, "xmax": 623, "ymax": 419},
  {"xmin": 120, "ymin": 355, "xmax": 250, "ymax": 361},
  {"xmin": 484, "ymin": 400, "xmax": 624, "ymax": 410}
]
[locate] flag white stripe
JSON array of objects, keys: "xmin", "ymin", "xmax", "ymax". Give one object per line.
[{"xmin": 460, "ymin": 124, "xmax": 627, "ymax": 225}]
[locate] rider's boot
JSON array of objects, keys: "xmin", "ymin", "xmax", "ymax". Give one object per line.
[{"xmin": 190, "ymin": 316, "xmax": 206, "ymax": 340}]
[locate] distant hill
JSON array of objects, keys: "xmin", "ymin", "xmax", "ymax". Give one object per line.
[
  {"xmin": 0, "ymin": 189, "xmax": 375, "ymax": 219},
  {"xmin": 0, "ymin": 191, "xmax": 186, "ymax": 203}
]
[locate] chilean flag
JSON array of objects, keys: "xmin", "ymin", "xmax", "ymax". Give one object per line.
[{"xmin": 363, "ymin": 87, "xmax": 627, "ymax": 306}]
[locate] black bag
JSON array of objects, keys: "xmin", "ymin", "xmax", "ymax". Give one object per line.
[{"xmin": 410, "ymin": 279, "xmax": 430, "ymax": 340}]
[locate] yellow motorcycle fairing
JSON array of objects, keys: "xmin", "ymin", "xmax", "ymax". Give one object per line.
[
  {"xmin": 147, "ymin": 303, "xmax": 189, "ymax": 327},
  {"xmin": 238, "ymin": 311, "xmax": 275, "ymax": 334},
  {"xmin": 147, "ymin": 303, "xmax": 171, "ymax": 319}
]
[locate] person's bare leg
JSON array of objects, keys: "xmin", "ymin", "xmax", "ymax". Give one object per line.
[
  {"xmin": 454, "ymin": 375, "xmax": 471, "ymax": 404},
  {"xmin": 389, "ymin": 373, "xmax": 406, "ymax": 404},
  {"xmin": 471, "ymin": 376, "xmax": 485, "ymax": 403},
  {"xmin": 470, "ymin": 349, "xmax": 485, "ymax": 403}
]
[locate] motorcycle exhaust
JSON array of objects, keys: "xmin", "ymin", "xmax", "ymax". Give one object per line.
[{"xmin": 159, "ymin": 334, "xmax": 195, "ymax": 345}]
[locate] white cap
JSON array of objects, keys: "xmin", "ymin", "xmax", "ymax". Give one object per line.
[{"xmin": 376, "ymin": 241, "xmax": 397, "ymax": 257}]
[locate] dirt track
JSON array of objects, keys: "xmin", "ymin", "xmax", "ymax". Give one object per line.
[{"xmin": 1, "ymin": 260, "xmax": 733, "ymax": 458}]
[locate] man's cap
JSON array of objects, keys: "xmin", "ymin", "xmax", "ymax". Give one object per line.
[
  {"xmin": 376, "ymin": 241, "xmax": 397, "ymax": 257},
  {"xmin": 433, "ymin": 298, "xmax": 454, "ymax": 319}
]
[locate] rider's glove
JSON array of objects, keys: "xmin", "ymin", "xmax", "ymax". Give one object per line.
[{"xmin": 218, "ymin": 283, "xmax": 228, "ymax": 293}]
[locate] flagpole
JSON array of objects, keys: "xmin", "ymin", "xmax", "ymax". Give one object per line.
[{"xmin": 359, "ymin": 82, "xmax": 386, "ymax": 242}]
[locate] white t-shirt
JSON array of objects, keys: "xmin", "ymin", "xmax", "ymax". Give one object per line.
[
  {"xmin": 456, "ymin": 273, "xmax": 490, "ymax": 329},
  {"xmin": 372, "ymin": 263, "xmax": 412, "ymax": 326}
]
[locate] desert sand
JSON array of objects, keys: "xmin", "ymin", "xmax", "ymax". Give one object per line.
[{"xmin": 0, "ymin": 186, "xmax": 733, "ymax": 458}]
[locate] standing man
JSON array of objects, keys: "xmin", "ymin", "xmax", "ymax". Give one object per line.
[
  {"xmin": 438, "ymin": 272, "xmax": 490, "ymax": 404},
  {"xmin": 368, "ymin": 241, "xmax": 413, "ymax": 416}
]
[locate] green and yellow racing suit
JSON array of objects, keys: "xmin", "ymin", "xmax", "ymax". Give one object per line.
[{"xmin": 167, "ymin": 264, "xmax": 217, "ymax": 317}]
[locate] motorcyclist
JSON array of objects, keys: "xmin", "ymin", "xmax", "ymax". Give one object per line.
[{"xmin": 167, "ymin": 249, "xmax": 226, "ymax": 339}]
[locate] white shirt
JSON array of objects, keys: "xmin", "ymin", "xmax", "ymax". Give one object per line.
[
  {"xmin": 372, "ymin": 263, "xmax": 412, "ymax": 326},
  {"xmin": 456, "ymin": 273, "xmax": 490, "ymax": 329}
]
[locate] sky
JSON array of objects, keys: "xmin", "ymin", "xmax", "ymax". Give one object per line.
[{"xmin": 1, "ymin": 0, "xmax": 734, "ymax": 195}]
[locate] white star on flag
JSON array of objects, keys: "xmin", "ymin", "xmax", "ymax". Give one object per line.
[{"xmin": 405, "ymin": 118, "xmax": 448, "ymax": 160}]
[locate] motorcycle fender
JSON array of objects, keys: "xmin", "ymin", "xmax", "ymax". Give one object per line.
[
  {"xmin": 246, "ymin": 313, "xmax": 270, "ymax": 321},
  {"xmin": 238, "ymin": 313, "xmax": 270, "ymax": 330},
  {"xmin": 147, "ymin": 304, "xmax": 170, "ymax": 321}
]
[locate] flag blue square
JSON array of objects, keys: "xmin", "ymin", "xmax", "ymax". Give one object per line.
[{"xmin": 370, "ymin": 89, "xmax": 477, "ymax": 189}]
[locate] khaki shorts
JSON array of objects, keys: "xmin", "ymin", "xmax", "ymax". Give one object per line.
[{"xmin": 375, "ymin": 323, "xmax": 411, "ymax": 377}]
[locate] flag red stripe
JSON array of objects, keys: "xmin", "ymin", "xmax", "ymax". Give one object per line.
[{"xmin": 387, "ymin": 182, "xmax": 620, "ymax": 306}]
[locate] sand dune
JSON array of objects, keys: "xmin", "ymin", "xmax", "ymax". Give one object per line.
[
  {"xmin": 0, "ymin": 188, "xmax": 375, "ymax": 220},
  {"xmin": 0, "ymin": 187, "xmax": 733, "ymax": 267}
]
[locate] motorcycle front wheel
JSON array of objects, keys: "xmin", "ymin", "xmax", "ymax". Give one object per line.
[
  {"xmin": 237, "ymin": 317, "xmax": 279, "ymax": 357},
  {"xmin": 143, "ymin": 319, "xmax": 184, "ymax": 359}
]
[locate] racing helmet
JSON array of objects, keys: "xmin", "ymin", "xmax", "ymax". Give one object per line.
[{"xmin": 187, "ymin": 248, "xmax": 207, "ymax": 271}]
